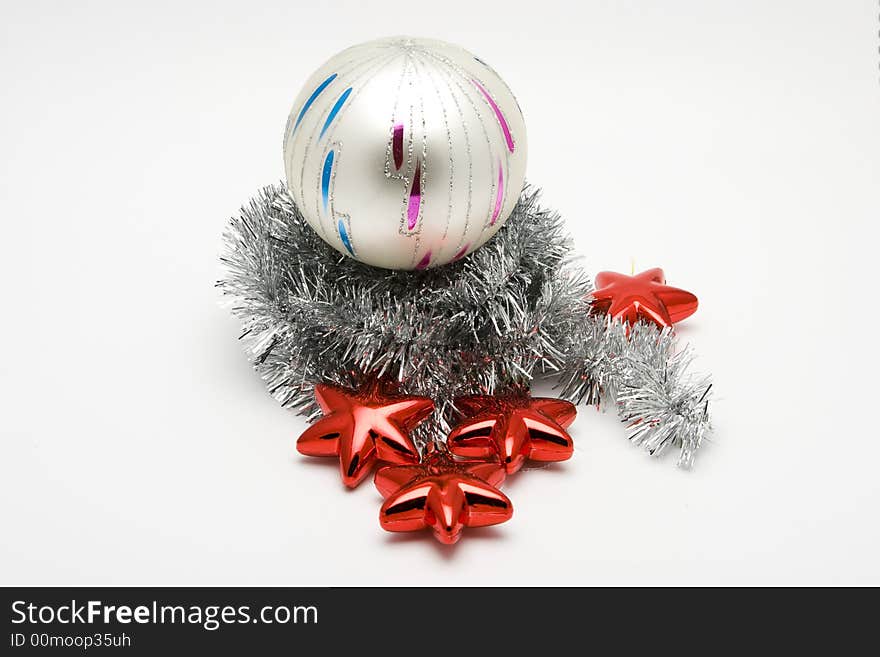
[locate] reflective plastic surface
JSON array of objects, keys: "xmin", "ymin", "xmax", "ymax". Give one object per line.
[
  {"xmin": 591, "ymin": 268, "xmax": 698, "ymax": 328},
  {"xmin": 375, "ymin": 445, "xmax": 511, "ymax": 544},
  {"xmin": 296, "ymin": 383, "xmax": 434, "ymax": 488},
  {"xmin": 446, "ymin": 395, "xmax": 576, "ymax": 474}
]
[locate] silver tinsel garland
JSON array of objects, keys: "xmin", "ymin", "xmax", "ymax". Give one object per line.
[
  {"xmin": 556, "ymin": 320, "xmax": 711, "ymax": 468},
  {"xmin": 219, "ymin": 183, "xmax": 712, "ymax": 466}
]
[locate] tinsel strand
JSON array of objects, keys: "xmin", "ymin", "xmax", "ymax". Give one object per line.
[
  {"xmin": 219, "ymin": 183, "xmax": 591, "ymax": 445},
  {"xmin": 219, "ymin": 184, "xmax": 712, "ymax": 466},
  {"xmin": 557, "ymin": 318, "xmax": 712, "ymax": 468}
]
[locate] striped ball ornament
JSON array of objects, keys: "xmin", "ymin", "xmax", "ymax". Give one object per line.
[{"xmin": 282, "ymin": 36, "xmax": 528, "ymax": 270}]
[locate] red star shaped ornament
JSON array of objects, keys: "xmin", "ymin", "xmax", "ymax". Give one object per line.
[
  {"xmin": 375, "ymin": 445, "xmax": 511, "ymax": 544},
  {"xmin": 446, "ymin": 394, "xmax": 577, "ymax": 475},
  {"xmin": 591, "ymin": 267, "xmax": 698, "ymax": 328},
  {"xmin": 296, "ymin": 383, "xmax": 434, "ymax": 488}
]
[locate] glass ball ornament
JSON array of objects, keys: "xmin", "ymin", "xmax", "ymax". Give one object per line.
[{"xmin": 282, "ymin": 36, "xmax": 528, "ymax": 270}]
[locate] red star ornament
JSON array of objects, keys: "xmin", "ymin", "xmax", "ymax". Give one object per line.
[
  {"xmin": 296, "ymin": 383, "xmax": 434, "ymax": 488},
  {"xmin": 446, "ymin": 395, "xmax": 577, "ymax": 475},
  {"xmin": 591, "ymin": 267, "xmax": 698, "ymax": 328},
  {"xmin": 375, "ymin": 445, "xmax": 511, "ymax": 544}
]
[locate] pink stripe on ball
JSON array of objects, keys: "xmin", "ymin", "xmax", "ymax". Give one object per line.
[{"xmin": 473, "ymin": 80, "xmax": 515, "ymax": 152}]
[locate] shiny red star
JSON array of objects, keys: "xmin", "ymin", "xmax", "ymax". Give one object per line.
[
  {"xmin": 375, "ymin": 445, "xmax": 511, "ymax": 544},
  {"xmin": 591, "ymin": 267, "xmax": 698, "ymax": 328},
  {"xmin": 446, "ymin": 395, "xmax": 577, "ymax": 475},
  {"xmin": 296, "ymin": 383, "xmax": 434, "ymax": 488}
]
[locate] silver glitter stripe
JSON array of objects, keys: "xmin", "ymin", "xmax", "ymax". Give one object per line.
[{"xmin": 420, "ymin": 49, "xmax": 514, "ymax": 234}]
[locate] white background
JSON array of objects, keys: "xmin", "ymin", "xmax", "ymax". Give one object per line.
[{"xmin": 2, "ymin": 0, "xmax": 878, "ymax": 585}]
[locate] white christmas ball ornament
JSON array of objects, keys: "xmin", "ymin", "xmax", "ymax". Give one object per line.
[{"xmin": 283, "ymin": 36, "xmax": 528, "ymax": 270}]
